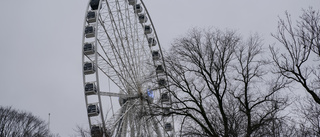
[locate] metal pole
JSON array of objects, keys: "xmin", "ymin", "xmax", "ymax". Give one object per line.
[{"xmin": 48, "ymin": 113, "xmax": 51, "ymax": 130}]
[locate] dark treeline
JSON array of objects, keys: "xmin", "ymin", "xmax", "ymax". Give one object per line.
[{"xmin": 0, "ymin": 106, "xmax": 59, "ymax": 137}]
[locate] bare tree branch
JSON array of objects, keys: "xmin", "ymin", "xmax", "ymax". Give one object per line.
[{"xmin": 270, "ymin": 8, "xmax": 320, "ymax": 104}]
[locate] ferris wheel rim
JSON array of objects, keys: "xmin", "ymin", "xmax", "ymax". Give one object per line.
[{"xmin": 82, "ymin": 0, "xmax": 174, "ymax": 136}]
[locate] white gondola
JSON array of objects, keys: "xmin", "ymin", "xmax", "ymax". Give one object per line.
[
  {"xmin": 152, "ymin": 50, "xmax": 160, "ymax": 60},
  {"xmin": 91, "ymin": 125, "xmax": 103, "ymax": 137},
  {"xmin": 83, "ymin": 42, "xmax": 95, "ymax": 55},
  {"xmin": 148, "ymin": 37, "xmax": 157, "ymax": 46},
  {"xmin": 85, "ymin": 82, "xmax": 97, "ymax": 95},
  {"xmin": 158, "ymin": 78, "xmax": 167, "ymax": 88},
  {"xmin": 163, "ymin": 107, "xmax": 170, "ymax": 116},
  {"xmin": 87, "ymin": 104, "xmax": 100, "ymax": 117},
  {"xmin": 83, "ymin": 62, "xmax": 96, "ymax": 75},
  {"xmin": 87, "ymin": 11, "xmax": 97, "ymax": 23},
  {"xmin": 85, "ymin": 26, "xmax": 95, "ymax": 38},
  {"xmin": 161, "ymin": 93, "xmax": 170, "ymax": 102},
  {"xmin": 128, "ymin": 0, "xmax": 137, "ymax": 5},
  {"xmin": 156, "ymin": 65, "xmax": 164, "ymax": 74},
  {"xmin": 164, "ymin": 123, "xmax": 172, "ymax": 131},
  {"xmin": 144, "ymin": 25, "xmax": 152, "ymax": 34},
  {"xmin": 90, "ymin": 0, "xmax": 100, "ymax": 10},
  {"xmin": 134, "ymin": 4, "xmax": 143, "ymax": 13},
  {"xmin": 138, "ymin": 14, "xmax": 148, "ymax": 23}
]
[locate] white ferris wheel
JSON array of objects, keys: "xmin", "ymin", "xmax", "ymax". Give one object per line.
[{"xmin": 81, "ymin": 0, "xmax": 175, "ymax": 136}]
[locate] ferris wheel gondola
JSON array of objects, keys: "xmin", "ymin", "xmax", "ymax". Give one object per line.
[{"xmin": 81, "ymin": 0, "xmax": 175, "ymax": 136}]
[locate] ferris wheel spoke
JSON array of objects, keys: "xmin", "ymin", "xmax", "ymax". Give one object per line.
[
  {"xmin": 115, "ymin": 5, "xmax": 141, "ymax": 86},
  {"xmin": 95, "ymin": 35, "xmax": 136, "ymax": 89},
  {"xmin": 97, "ymin": 54, "xmax": 137, "ymax": 95},
  {"xmin": 103, "ymin": 1, "xmax": 134, "ymax": 73},
  {"xmin": 122, "ymin": 1, "xmax": 141, "ymax": 79},
  {"xmin": 95, "ymin": 52, "xmax": 128, "ymax": 93},
  {"xmin": 124, "ymin": 0, "xmax": 147, "ymax": 79},
  {"xmin": 107, "ymin": 0, "xmax": 150, "ymax": 90},
  {"xmin": 97, "ymin": 19, "xmax": 141, "ymax": 93}
]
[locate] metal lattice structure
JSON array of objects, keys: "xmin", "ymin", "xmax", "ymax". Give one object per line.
[{"xmin": 81, "ymin": 0, "xmax": 175, "ymax": 136}]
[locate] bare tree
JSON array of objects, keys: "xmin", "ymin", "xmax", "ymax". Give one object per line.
[
  {"xmin": 231, "ymin": 33, "xmax": 290, "ymax": 137},
  {"xmin": 270, "ymin": 8, "xmax": 320, "ymax": 104},
  {"xmin": 162, "ymin": 28, "xmax": 289, "ymax": 137},
  {"xmin": 298, "ymin": 8, "xmax": 320, "ymax": 57},
  {"xmin": 0, "ymin": 106, "xmax": 57, "ymax": 137},
  {"xmin": 162, "ymin": 28, "xmax": 238, "ymax": 137},
  {"xmin": 292, "ymin": 97, "xmax": 320, "ymax": 136},
  {"xmin": 71, "ymin": 125, "xmax": 91, "ymax": 137}
]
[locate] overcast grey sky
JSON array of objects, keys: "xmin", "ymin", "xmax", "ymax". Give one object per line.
[{"xmin": 0, "ymin": 0, "xmax": 319, "ymax": 136}]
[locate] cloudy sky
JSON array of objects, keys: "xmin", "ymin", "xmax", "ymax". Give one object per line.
[{"xmin": 0, "ymin": 0, "xmax": 319, "ymax": 136}]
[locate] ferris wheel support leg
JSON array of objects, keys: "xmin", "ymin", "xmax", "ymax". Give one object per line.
[
  {"xmin": 129, "ymin": 113, "xmax": 135, "ymax": 137},
  {"xmin": 152, "ymin": 117, "xmax": 162, "ymax": 137},
  {"xmin": 136, "ymin": 105, "xmax": 143, "ymax": 137},
  {"xmin": 147, "ymin": 120, "xmax": 152, "ymax": 137},
  {"xmin": 136, "ymin": 119, "xmax": 141, "ymax": 137},
  {"xmin": 120, "ymin": 113, "xmax": 129, "ymax": 137}
]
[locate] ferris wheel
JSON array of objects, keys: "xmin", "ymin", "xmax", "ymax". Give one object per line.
[{"xmin": 81, "ymin": 0, "xmax": 175, "ymax": 136}]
